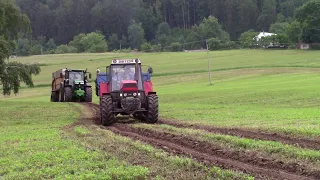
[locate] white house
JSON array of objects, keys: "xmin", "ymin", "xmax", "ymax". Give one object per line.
[{"xmin": 254, "ymin": 32, "xmax": 277, "ymax": 41}]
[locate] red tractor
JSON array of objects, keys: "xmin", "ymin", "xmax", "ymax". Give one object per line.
[{"xmin": 95, "ymin": 59, "xmax": 158, "ymax": 125}]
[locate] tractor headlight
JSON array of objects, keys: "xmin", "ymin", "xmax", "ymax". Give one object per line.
[
  {"xmin": 120, "ymin": 93, "xmax": 123, "ymax": 97},
  {"xmin": 124, "ymin": 93, "xmax": 127, "ymax": 97},
  {"xmin": 138, "ymin": 93, "xmax": 140, "ymax": 96},
  {"xmin": 133, "ymin": 93, "xmax": 137, "ymax": 96}
]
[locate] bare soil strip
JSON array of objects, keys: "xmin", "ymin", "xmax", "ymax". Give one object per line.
[
  {"xmin": 158, "ymin": 119, "xmax": 320, "ymax": 150},
  {"xmin": 107, "ymin": 124, "xmax": 319, "ymax": 180},
  {"xmin": 81, "ymin": 103, "xmax": 318, "ymax": 180},
  {"xmin": 87, "ymin": 102, "xmax": 320, "ymax": 150}
]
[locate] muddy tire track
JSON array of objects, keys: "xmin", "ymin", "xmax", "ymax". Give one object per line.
[
  {"xmin": 81, "ymin": 103, "xmax": 318, "ymax": 180},
  {"xmin": 158, "ymin": 119, "xmax": 320, "ymax": 150},
  {"xmin": 106, "ymin": 124, "xmax": 318, "ymax": 180}
]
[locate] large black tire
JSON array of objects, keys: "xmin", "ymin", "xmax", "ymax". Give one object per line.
[
  {"xmin": 59, "ymin": 89, "xmax": 65, "ymax": 102},
  {"xmin": 85, "ymin": 87, "xmax": 92, "ymax": 102},
  {"xmin": 51, "ymin": 92, "xmax": 57, "ymax": 102},
  {"xmin": 95, "ymin": 85, "xmax": 99, "ymax": 96},
  {"xmin": 64, "ymin": 87, "xmax": 72, "ymax": 102},
  {"xmin": 100, "ymin": 95, "xmax": 116, "ymax": 126},
  {"xmin": 146, "ymin": 94, "xmax": 159, "ymax": 123}
]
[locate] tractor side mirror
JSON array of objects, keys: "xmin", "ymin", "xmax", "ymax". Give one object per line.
[
  {"xmin": 148, "ymin": 67, "xmax": 153, "ymax": 74},
  {"xmin": 89, "ymin": 73, "xmax": 92, "ymax": 79}
]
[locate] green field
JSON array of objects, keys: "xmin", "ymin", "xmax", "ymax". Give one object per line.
[
  {"xmin": 1, "ymin": 49, "xmax": 320, "ymax": 179},
  {"xmin": 4, "ymin": 49, "xmax": 320, "ymax": 137}
]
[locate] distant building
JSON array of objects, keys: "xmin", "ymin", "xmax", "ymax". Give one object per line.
[
  {"xmin": 253, "ymin": 32, "xmax": 277, "ymax": 41},
  {"xmin": 298, "ymin": 43, "xmax": 311, "ymax": 50}
]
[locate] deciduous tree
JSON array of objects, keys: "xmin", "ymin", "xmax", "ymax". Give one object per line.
[{"xmin": 0, "ymin": 0, "xmax": 41, "ymax": 95}]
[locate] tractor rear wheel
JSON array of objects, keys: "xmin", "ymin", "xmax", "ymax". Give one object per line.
[
  {"xmin": 146, "ymin": 94, "xmax": 159, "ymax": 123},
  {"xmin": 85, "ymin": 87, "xmax": 92, "ymax": 102},
  {"xmin": 100, "ymin": 95, "xmax": 116, "ymax": 126},
  {"xmin": 64, "ymin": 87, "xmax": 72, "ymax": 102}
]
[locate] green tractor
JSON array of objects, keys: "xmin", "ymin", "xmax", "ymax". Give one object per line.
[{"xmin": 51, "ymin": 68, "xmax": 93, "ymax": 102}]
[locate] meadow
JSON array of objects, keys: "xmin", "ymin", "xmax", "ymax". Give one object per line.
[{"xmin": 1, "ymin": 49, "xmax": 320, "ymax": 179}]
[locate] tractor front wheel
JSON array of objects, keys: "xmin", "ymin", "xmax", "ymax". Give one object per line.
[
  {"xmin": 64, "ymin": 87, "xmax": 72, "ymax": 102},
  {"xmin": 146, "ymin": 94, "xmax": 159, "ymax": 123},
  {"xmin": 100, "ymin": 95, "xmax": 116, "ymax": 126},
  {"xmin": 85, "ymin": 87, "xmax": 92, "ymax": 102}
]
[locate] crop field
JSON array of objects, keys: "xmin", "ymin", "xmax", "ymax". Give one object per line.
[{"xmin": 1, "ymin": 49, "xmax": 320, "ymax": 179}]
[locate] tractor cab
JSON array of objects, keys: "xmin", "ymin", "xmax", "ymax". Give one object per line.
[
  {"xmin": 109, "ymin": 62, "xmax": 143, "ymax": 92},
  {"xmin": 65, "ymin": 69, "xmax": 92, "ymax": 86},
  {"xmin": 95, "ymin": 59, "xmax": 153, "ymax": 97}
]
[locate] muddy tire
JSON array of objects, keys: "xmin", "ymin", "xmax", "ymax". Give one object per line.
[
  {"xmin": 95, "ymin": 86, "xmax": 99, "ymax": 96},
  {"xmin": 100, "ymin": 95, "xmax": 116, "ymax": 126},
  {"xmin": 51, "ymin": 92, "xmax": 58, "ymax": 102},
  {"xmin": 146, "ymin": 94, "xmax": 158, "ymax": 123},
  {"xmin": 59, "ymin": 89, "xmax": 65, "ymax": 102},
  {"xmin": 64, "ymin": 87, "xmax": 72, "ymax": 102},
  {"xmin": 85, "ymin": 87, "xmax": 92, "ymax": 102}
]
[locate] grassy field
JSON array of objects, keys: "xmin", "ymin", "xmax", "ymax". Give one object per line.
[
  {"xmin": 1, "ymin": 49, "xmax": 320, "ymax": 179},
  {"xmin": 0, "ymin": 102, "xmax": 150, "ymax": 179},
  {"xmin": 0, "ymin": 101, "xmax": 251, "ymax": 180},
  {"xmin": 3, "ymin": 49, "xmax": 320, "ymax": 137}
]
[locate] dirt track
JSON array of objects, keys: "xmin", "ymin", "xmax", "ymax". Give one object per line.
[
  {"xmin": 80, "ymin": 103, "xmax": 319, "ymax": 180},
  {"xmin": 158, "ymin": 119, "xmax": 320, "ymax": 150}
]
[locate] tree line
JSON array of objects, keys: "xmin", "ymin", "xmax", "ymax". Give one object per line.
[
  {"xmin": 1, "ymin": 0, "xmax": 320, "ymax": 95},
  {"xmin": 13, "ymin": 0, "xmax": 320, "ymax": 55}
]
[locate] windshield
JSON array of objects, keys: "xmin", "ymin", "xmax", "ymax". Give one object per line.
[
  {"xmin": 110, "ymin": 64, "xmax": 143, "ymax": 91},
  {"xmin": 68, "ymin": 71, "xmax": 84, "ymax": 84}
]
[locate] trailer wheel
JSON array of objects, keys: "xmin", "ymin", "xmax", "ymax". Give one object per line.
[
  {"xmin": 59, "ymin": 89, "xmax": 65, "ymax": 102},
  {"xmin": 101, "ymin": 95, "xmax": 116, "ymax": 126},
  {"xmin": 146, "ymin": 94, "xmax": 158, "ymax": 123},
  {"xmin": 64, "ymin": 87, "xmax": 72, "ymax": 102},
  {"xmin": 51, "ymin": 92, "xmax": 57, "ymax": 102},
  {"xmin": 85, "ymin": 87, "xmax": 92, "ymax": 102},
  {"xmin": 95, "ymin": 86, "xmax": 99, "ymax": 96}
]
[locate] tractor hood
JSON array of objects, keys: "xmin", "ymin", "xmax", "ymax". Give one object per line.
[{"xmin": 120, "ymin": 80, "xmax": 138, "ymax": 92}]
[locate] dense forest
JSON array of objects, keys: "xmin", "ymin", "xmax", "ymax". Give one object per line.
[
  {"xmin": 1, "ymin": 0, "xmax": 320, "ymax": 94},
  {"xmin": 10, "ymin": 0, "xmax": 320, "ymax": 55}
]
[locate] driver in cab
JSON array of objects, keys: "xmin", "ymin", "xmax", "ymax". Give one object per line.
[
  {"xmin": 112, "ymin": 66, "xmax": 135, "ymax": 89},
  {"xmin": 122, "ymin": 66, "xmax": 135, "ymax": 80}
]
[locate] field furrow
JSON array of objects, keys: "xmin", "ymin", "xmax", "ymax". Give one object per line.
[
  {"xmin": 158, "ymin": 119, "xmax": 320, "ymax": 150},
  {"xmin": 73, "ymin": 103, "xmax": 253, "ymax": 180},
  {"xmin": 82, "ymin": 103, "xmax": 318, "ymax": 180},
  {"xmin": 105, "ymin": 124, "xmax": 313, "ymax": 180}
]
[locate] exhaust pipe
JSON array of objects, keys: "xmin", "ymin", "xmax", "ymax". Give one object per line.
[{"xmin": 135, "ymin": 59, "xmax": 139, "ymax": 82}]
